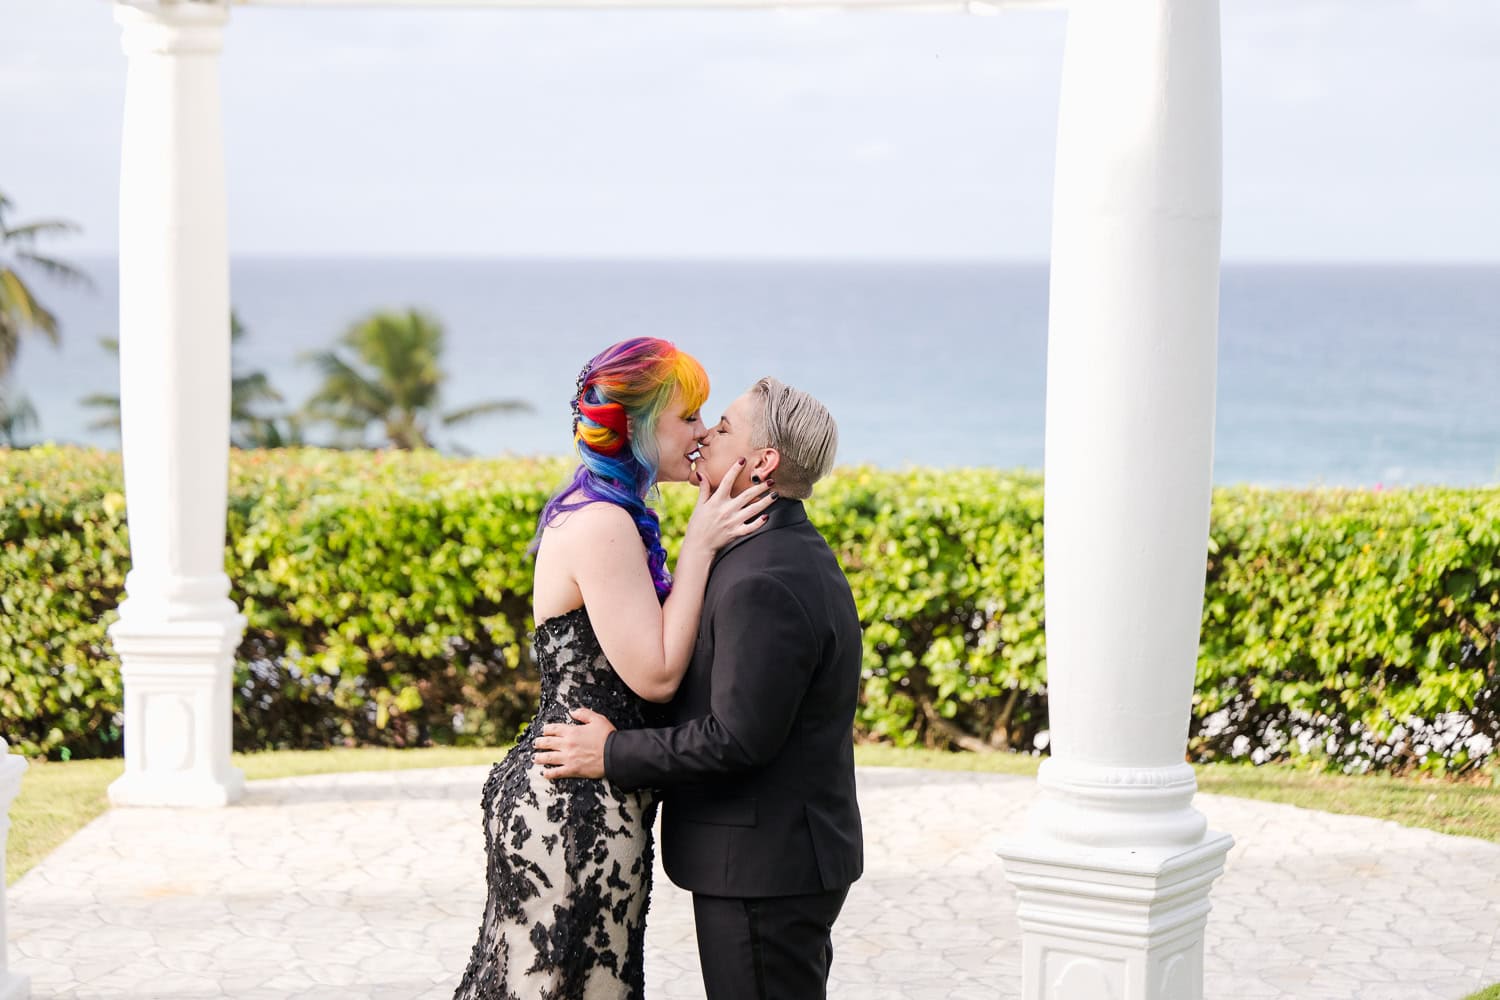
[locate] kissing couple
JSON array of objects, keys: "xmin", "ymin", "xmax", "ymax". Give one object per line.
[{"xmin": 451, "ymin": 337, "xmax": 864, "ymax": 1000}]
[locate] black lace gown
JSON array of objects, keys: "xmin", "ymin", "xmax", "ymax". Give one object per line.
[{"xmin": 453, "ymin": 606, "xmax": 659, "ymax": 1000}]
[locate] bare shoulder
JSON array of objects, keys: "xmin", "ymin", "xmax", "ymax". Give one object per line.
[{"xmin": 542, "ymin": 501, "xmax": 639, "ymax": 552}]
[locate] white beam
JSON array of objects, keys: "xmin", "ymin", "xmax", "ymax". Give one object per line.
[
  {"xmin": 109, "ymin": 0, "xmax": 247, "ymax": 809},
  {"xmin": 229, "ymin": 0, "xmax": 1059, "ymax": 11},
  {"xmin": 997, "ymin": 0, "xmax": 1233, "ymax": 996}
]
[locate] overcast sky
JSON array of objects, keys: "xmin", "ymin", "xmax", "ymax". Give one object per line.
[{"xmin": 5, "ymin": 0, "xmax": 1498, "ymax": 260}]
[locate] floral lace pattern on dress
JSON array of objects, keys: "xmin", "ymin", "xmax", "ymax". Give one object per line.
[{"xmin": 452, "ymin": 607, "xmax": 658, "ymax": 1000}]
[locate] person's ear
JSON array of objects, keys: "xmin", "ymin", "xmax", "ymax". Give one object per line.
[{"xmin": 755, "ymin": 448, "xmax": 781, "ymax": 483}]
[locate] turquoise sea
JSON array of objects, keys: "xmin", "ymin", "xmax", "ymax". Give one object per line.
[{"xmin": 12, "ymin": 258, "xmax": 1500, "ymax": 487}]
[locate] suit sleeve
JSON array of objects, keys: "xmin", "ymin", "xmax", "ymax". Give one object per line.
[{"xmin": 604, "ymin": 572, "xmax": 816, "ymax": 791}]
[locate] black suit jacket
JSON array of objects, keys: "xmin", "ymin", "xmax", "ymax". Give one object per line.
[{"xmin": 604, "ymin": 499, "xmax": 864, "ymax": 898}]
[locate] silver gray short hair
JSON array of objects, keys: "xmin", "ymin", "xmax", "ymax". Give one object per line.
[{"xmin": 747, "ymin": 377, "xmax": 838, "ymax": 499}]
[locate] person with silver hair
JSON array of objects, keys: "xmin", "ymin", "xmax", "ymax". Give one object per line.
[{"xmin": 538, "ymin": 376, "xmax": 864, "ymax": 1000}]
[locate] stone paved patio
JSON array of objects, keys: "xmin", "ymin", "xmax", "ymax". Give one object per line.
[{"xmin": 8, "ymin": 765, "xmax": 1500, "ymax": 999}]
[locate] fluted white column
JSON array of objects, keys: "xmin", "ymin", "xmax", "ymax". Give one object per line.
[
  {"xmin": 0, "ymin": 740, "xmax": 28, "ymax": 1000},
  {"xmin": 109, "ymin": 0, "xmax": 245, "ymax": 808},
  {"xmin": 996, "ymin": 1, "xmax": 1232, "ymax": 997}
]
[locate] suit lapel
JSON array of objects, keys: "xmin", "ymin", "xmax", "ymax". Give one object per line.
[{"xmin": 711, "ymin": 498, "xmax": 806, "ymax": 570}]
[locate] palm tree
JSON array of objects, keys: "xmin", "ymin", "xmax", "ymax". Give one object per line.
[
  {"xmin": 224, "ymin": 312, "xmax": 296, "ymax": 448},
  {"xmin": 303, "ymin": 308, "xmax": 530, "ymax": 450},
  {"xmin": 78, "ymin": 346, "xmax": 121, "ymax": 433},
  {"xmin": 0, "ymin": 383, "xmax": 36, "ymax": 447},
  {"xmin": 81, "ymin": 312, "xmax": 299, "ymax": 448},
  {"xmin": 0, "ymin": 191, "xmax": 89, "ymax": 378},
  {"xmin": 1, "ymin": 191, "xmax": 90, "ymax": 445}
]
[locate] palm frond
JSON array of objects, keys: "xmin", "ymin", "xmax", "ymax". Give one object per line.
[
  {"xmin": 0, "ymin": 196, "xmax": 88, "ymax": 379},
  {"xmin": 232, "ymin": 370, "xmax": 284, "ymax": 408},
  {"xmin": 15, "ymin": 250, "xmax": 93, "ymax": 289},
  {"xmin": 0, "ymin": 269, "xmax": 60, "ymax": 338},
  {"xmin": 4, "ymin": 219, "xmax": 81, "ymax": 244},
  {"xmin": 0, "ymin": 390, "xmax": 39, "ymax": 445},
  {"xmin": 305, "ymin": 350, "xmax": 391, "ymax": 416},
  {"xmin": 0, "ymin": 269, "xmax": 60, "ymax": 374},
  {"xmin": 79, "ymin": 391, "xmax": 122, "ymax": 432},
  {"xmin": 344, "ymin": 309, "xmax": 444, "ymax": 408},
  {"xmin": 442, "ymin": 398, "xmax": 534, "ymax": 426}
]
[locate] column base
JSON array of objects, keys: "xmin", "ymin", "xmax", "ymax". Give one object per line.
[
  {"xmin": 0, "ymin": 742, "xmax": 26, "ymax": 811},
  {"xmin": 0, "ymin": 743, "xmax": 27, "ymax": 999},
  {"xmin": 1031, "ymin": 758, "xmax": 1209, "ymax": 847},
  {"xmin": 997, "ymin": 831, "xmax": 1234, "ymax": 1000},
  {"xmin": 0, "ymin": 971, "xmax": 28, "ymax": 1000},
  {"xmin": 107, "ymin": 610, "xmax": 246, "ymax": 808},
  {"xmin": 107, "ymin": 766, "xmax": 245, "ymax": 808}
]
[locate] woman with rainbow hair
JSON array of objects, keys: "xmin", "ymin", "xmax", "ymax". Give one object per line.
[{"xmin": 453, "ymin": 337, "xmax": 775, "ymax": 1000}]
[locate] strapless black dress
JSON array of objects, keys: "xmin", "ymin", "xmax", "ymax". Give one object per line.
[{"xmin": 452, "ymin": 606, "xmax": 658, "ymax": 1000}]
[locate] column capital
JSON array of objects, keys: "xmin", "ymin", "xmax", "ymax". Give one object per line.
[{"xmin": 115, "ymin": 0, "xmax": 229, "ymax": 56}]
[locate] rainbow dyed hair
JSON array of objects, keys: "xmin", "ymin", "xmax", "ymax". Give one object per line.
[{"xmin": 534, "ymin": 337, "xmax": 710, "ymax": 600}]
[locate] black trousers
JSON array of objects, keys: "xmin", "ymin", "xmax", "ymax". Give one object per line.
[{"xmin": 692, "ymin": 887, "xmax": 850, "ymax": 1000}]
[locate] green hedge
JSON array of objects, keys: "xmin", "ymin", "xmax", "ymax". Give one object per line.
[{"xmin": 2, "ymin": 447, "xmax": 1496, "ymax": 775}]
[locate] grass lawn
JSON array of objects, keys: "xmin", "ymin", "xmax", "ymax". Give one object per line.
[
  {"xmin": 1465, "ymin": 988, "xmax": 1500, "ymax": 1000},
  {"xmin": 5, "ymin": 746, "xmax": 507, "ymax": 885},
  {"xmin": 853, "ymin": 746, "xmax": 1500, "ymax": 841},
  {"xmin": 7, "ymin": 744, "xmax": 1498, "ymax": 887},
  {"xmin": 1192, "ymin": 759, "xmax": 1500, "ymax": 844}
]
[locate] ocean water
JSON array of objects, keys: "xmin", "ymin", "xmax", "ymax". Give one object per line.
[{"xmin": 10, "ymin": 257, "xmax": 1500, "ymax": 487}]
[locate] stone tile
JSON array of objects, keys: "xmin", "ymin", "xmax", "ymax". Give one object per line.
[{"xmin": 1354, "ymin": 983, "xmax": 1451, "ymax": 1000}]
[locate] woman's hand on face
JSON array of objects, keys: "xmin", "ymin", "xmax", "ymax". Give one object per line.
[{"xmin": 682, "ymin": 458, "xmax": 777, "ymax": 555}]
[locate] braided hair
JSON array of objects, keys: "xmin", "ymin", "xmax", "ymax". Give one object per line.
[{"xmin": 533, "ymin": 337, "xmax": 709, "ymax": 600}]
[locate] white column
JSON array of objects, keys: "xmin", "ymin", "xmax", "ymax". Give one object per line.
[
  {"xmin": 996, "ymin": 1, "xmax": 1232, "ymax": 998},
  {"xmin": 109, "ymin": 0, "xmax": 245, "ymax": 808},
  {"xmin": 0, "ymin": 741, "xmax": 28, "ymax": 1000}
]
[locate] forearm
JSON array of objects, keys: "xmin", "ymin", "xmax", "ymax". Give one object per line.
[
  {"xmin": 605, "ymin": 716, "xmax": 757, "ymax": 790},
  {"xmin": 607, "ymin": 572, "xmax": 813, "ymax": 788},
  {"xmin": 659, "ymin": 543, "xmax": 714, "ymax": 684}
]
